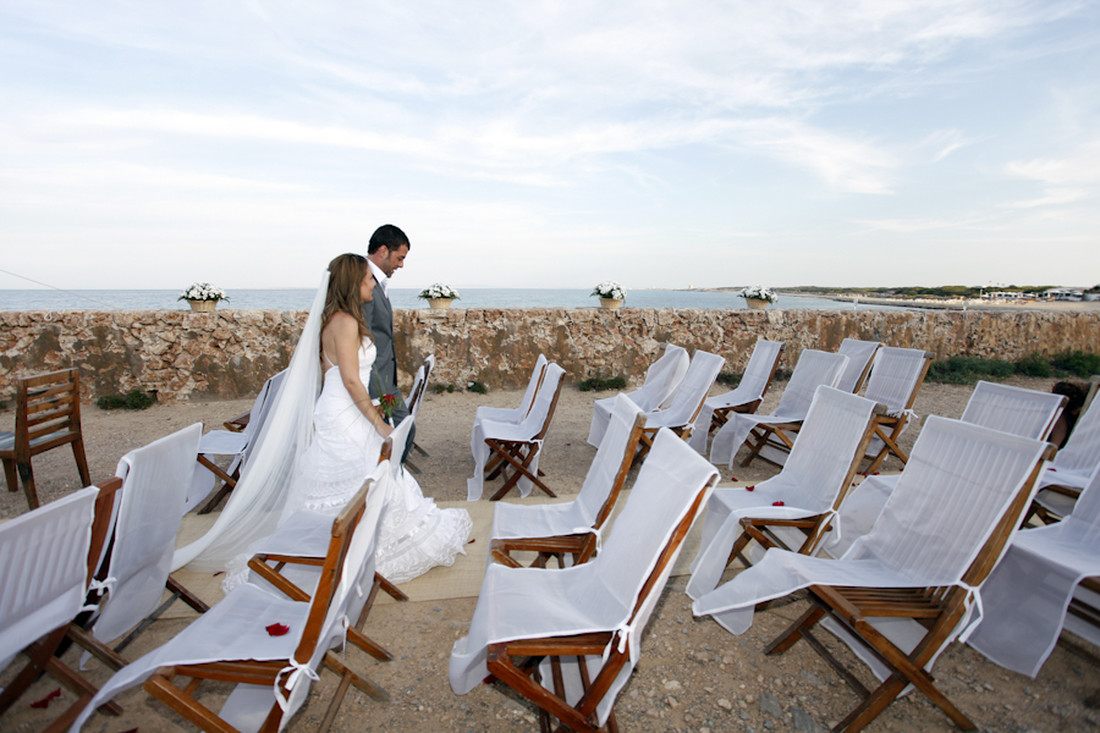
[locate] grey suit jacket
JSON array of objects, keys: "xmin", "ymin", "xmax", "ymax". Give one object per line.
[{"xmin": 362, "ymin": 277, "xmax": 411, "ymax": 428}]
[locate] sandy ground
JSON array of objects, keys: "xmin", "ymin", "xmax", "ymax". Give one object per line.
[{"xmin": 2, "ymin": 375, "xmax": 1099, "ymax": 732}]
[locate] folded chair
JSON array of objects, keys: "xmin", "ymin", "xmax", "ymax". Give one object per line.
[
  {"xmin": 969, "ymin": 466, "xmax": 1100, "ymax": 681},
  {"xmin": 0, "ymin": 477, "xmax": 122, "ymax": 732},
  {"xmin": 72, "ymin": 473, "xmax": 388, "ymax": 733},
  {"xmin": 828, "ymin": 380, "xmax": 1066, "ymax": 557},
  {"xmin": 194, "ymin": 368, "xmax": 287, "ymax": 514},
  {"xmin": 491, "ymin": 393, "xmax": 647, "ymax": 569},
  {"xmin": 1030, "ymin": 386, "xmax": 1100, "ymax": 523},
  {"xmin": 1, "ymin": 367, "xmax": 91, "ymax": 510},
  {"xmin": 468, "ymin": 363, "xmax": 566, "ymax": 501},
  {"xmin": 475, "ymin": 354, "xmax": 548, "ymax": 427},
  {"xmin": 709, "ymin": 349, "xmax": 849, "ymax": 468},
  {"xmin": 403, "ymin": 354, "xmax": 435, "ymax": 471},
  {"xmin": 835, "ymin": 338, "xmax": 881, "ymax": 394},
  {"xmin": 248, "ymin": 421, "xmax": 413, "ymax": 672},
  {"xmin": 450, "ymin": 429, "xmax": 719, "ymax": 732},
  {"xmin": 687, "ymin": 339, "xmax": 783, "ymax": 454},
  {"xmin": 586, "ymin": 343, "xmax": 689, "ymax": 447},
  {"xmin": 633, "ymin": 349, "xmax": 725, "ymax": 466},
  {"xmin": 68, "ymin": 424, "xmax": 209, "ymax": 670},
  {"xmin": 694, "ymin": 417, "xmax": 1052, "ymax": 732},
  {"xmin": 854, "ymin": 347, "xmax": 933, "ymax": 473},
  {"xmin": 686, "ymin": 387, "xmax": 884, "ymax": 600}
]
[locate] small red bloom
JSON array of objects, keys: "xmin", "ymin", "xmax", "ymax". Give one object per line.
[
  {"xmin": 772, "ymin": 501, "xmax": 785, "ymax": 507},
  {"xmin": 266, "ymin": 622, "xmax": 290, "ymax": 636},
  {"xmin": 730, "ymin": 476, "xmax": 739, "ymax": 482},
  {"xmin": 468, "ymin": 538, "xmax": 476, "ymax": 544},
  {"xmin": 745, "ymin": 485, "xmax": 755, "ymax": 492},
  {"xmin": 30, "ymin": 688, "xmax": 61, "ymax": 709}
]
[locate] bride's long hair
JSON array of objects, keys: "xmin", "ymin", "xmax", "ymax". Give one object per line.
[{"xmin": 322, "ymin": 253, "xmax": 372, "ymax": 343}]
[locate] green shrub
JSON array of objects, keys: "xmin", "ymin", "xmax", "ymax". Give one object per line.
[
  {"xmin": 96, "ymin": 389, "xmax": 157, "ymax": 410},
  {"xmin": 716, "ymin": 372, "xmax": 742, "ymax": 387},
  {"xmin": 578, "ymin": 375, "xmax": 627, "ymax": 392},
  {"xmin": 927, "ymin": 356, "xmax": 1015, "ymax": 384},
  {"xmin": 1014, "ymin": 353, "xmax": 1052, "ymax": 378},
  {"xmin": 1051, "ymin": 351, "xmax": 1100, "ymax": 377},
  {"xmin": 467, "ymin": 381, "xmax": 488, "ymax": 394}
]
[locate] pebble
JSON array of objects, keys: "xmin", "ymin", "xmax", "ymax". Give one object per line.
[{"xmin": 717, "ymin": 698, "xmax": 733, "ymax": 711}]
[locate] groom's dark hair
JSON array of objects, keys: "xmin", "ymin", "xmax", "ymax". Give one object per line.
[{"xmin": 368, "ymin": 224, "xmax": 410, "ymax": 254}]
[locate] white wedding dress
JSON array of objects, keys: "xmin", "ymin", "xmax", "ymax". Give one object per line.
[{"xmin": 281, "ymin": 337, "xmax": 473, "ymax": 584}]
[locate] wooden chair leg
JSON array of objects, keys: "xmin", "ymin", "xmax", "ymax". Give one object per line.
[
  {"xmin": 376, "ymin": 572, "xmax": 408, "ymax": 601},
  {"xmin": 2, "ymin": 456, "xmax": 17, "ymax": 492},
  {"xmin": 17, "ymin": 460, "xmax": 39, "ymax": 509},
  {"xmin": 71, "ymin": 439, "xmax": 92, "ymax": 487}
]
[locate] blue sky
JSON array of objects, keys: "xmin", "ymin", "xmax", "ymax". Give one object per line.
[{"xmin": 1, "ymin": 1, "xmax": 1097, "ymax": 291}]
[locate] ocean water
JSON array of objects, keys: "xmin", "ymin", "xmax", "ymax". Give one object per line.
[{"xmin": 0, "ymin": 288, "xmax": 903, "ymax": 312}]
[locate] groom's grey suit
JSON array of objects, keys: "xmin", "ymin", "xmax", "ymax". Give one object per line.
[{"xmin": 363, "ymin": 275, "xmax": 413, "ymax": 452}]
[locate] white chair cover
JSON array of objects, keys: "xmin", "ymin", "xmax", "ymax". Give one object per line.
[
  {"xmin": 1033, "ymin": 392, "xmax": 1100, "ymax": 516},
  {"xmin": 835, "ymin": 338, "xmax": 881, "ymax": 393},
  {"xmin": 189, "ymin": 369, "xmax": 288, "ymax": 513},
  {"xmin": 90, "ymin": 424, "xmax": 203, "ymax": 644},
  {"xmin": 968, "ymin": 466, "xmax": 1100, "ymax": 677},
  {"xmin": 587, "ymin": 344, "xmax": 689, "ymax": 446},
  {"xmin": 407, "ymin": 355, "xmax": 435, "ymax": 419},
  {"xmin": 491, "ymin": 394, "xmax": 644, "ymax": 546},
  {"xmin": 475, "ymin": 354, "xmax": 547, "ymax": 425},
  {"xmin": 825, "ymin": 380, "xmax": 1066, "ymax": 558},
  {"xmin": 687, "ymin": 386, "xmax": 878, "ymax": 600},
  {"xmin": 467, "ymin": 363, "xmax": 565, "ymax": 501},
  {"xmin": 693, "ymin": 416, "xmax": 1049, "ymax": 683},
  {"xmin": 173, "ymin": 273, "xmax": 328, "ymax": 572},
  {"xmin": 688, "ymin": 339, "xmax": 782, "ymax": 453},
  {"xmin": 709, "ymin": 349, "xmax": 849, "ymax": 467},
  {"xmin": 0, "ymin": 486, "xmax": 97, "ymax": 670},
  {"xmin": 643, "ymin": 350, "xmax": 725, "ymax": 433},
  {"xmin": 71, "ymin": 473, "xmax": 389, "ymax": 733},
  {"xmin": 450, "ymin": 429, "xmax": 718, "ymax": 725}
]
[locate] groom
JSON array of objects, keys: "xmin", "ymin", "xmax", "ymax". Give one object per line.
[{"xmin": 364, "ymin": 224, "xmax": 414, "ymax": 457}]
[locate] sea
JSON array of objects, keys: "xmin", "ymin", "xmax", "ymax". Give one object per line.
[{"xmin": 0, "ymin": 288, "xmax": 906, "ymax": 312}]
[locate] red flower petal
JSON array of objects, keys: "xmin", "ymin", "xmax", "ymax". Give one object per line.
[
  {"xmin": 730, "ymin": 476, "xmax": 739, "ymax": 482},
  {"xmin": 772, "ymin": 501, "xmax": 785, "ymax": 506},
  {"xmin": 266, "ymin": 622, "xmax": 290, "ymax": 636},
  {"xmin": 745, "ymin": 485, "xmax": 755, "ymax": 492},
  {"xmin": 468, "ymin": 538, "xmax": 476, "ymax": 543},
  {"xmin": 30, "ymin": 688, "xmax": 61, "ymax": 709}
]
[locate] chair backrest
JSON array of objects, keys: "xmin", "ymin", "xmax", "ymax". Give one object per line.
[
  {"xmin": 575, "ymin": 394, "xmax": 647, "ymax": 529},
  {"xmin": 736, "ymin": 339, "xmax": 784, "ymax": 400},
  {"xmin": 0, "ymin": 485, "xmax": 98, "ymax": 668},
  {"xmin": 517, "ymin": 363, "xmax": 566, "ymax": 439},
  {"xmin": 835, "ymin": 338, "xmax": 880, "ymax": 393},
  {"xmin": 240, "ymin": 369, "xmax": 288, "ymax": 465},
  {"xmin": 1064, "ymin": 465, "xmax": 1100, "ymax": 536},
  {"xmin": 862, "ymin": 347, "xmax": 931, "ymax": 415},
  {"xmin": 1052, "ymin": 388, "xmax": 1100, "ymax": 475},
  {"xmin": 1083, "ymin": 375, "xmax": 1100, "ymax": 415},
  {"xmin": 12, "ymin": 367, "xmax": 83, "ymax": 460},
  {"xmin": 407, "ymin": 355, "xmax": 435, "ymax": 418},
  {"xmin": 514, "ymin": 354, "xmax": 549, "ymax": 421},
  {"xmin": 847, "ymin": 417, "xmax": 1050, "ymax": 587},
  {"xmin": 960, "ymin": 380, "xmax": 1066, "ymax": 441},
  {"xmin": 629, "ymin": 344, "xmax": 690, "ymax": 412},
  {"xmin": 773, "ymin": 349, "xmax": 850, "ymax": 417},
  {"xmin": 92, "ymin": 424, "xmax": 204, "ymax": 643},
  {"xmin": 766, "ymin": 386, "xmax": 884, "ymax": 517},
  {"xmin": 649, "ymin": 350, "xmax": 725, "ymax": 428}
]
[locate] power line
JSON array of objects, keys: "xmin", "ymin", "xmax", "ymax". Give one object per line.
[{"xmin": 0, "ymin": 267, "xmax": 116, "ymax": 308}]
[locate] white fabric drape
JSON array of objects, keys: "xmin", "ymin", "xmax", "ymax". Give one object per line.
[
  {"xmin": 450, "ymin": 429, "xmax": 718, "ymax": 726},
  {"xmin": 687, "ymin": 387, "xmax": 878, "ymax": 600},
  {"xmin": 1032, "ymin": 392, "xmax": 1100, "ymax": 517},
  {"xmin": 467, "ymin": 363, "xmax": 565, "ymax": 501},
  {"xmin": 587, "ymin": 344, "xmax": 688, "ymax": 447},
  {"xmin": 688, "ymin": 339, "xmax": 782, "ymax": 454},
  {"xmin": 475, "ymin": 354, "xmax": 547, "ymax": 426},
  {"xmin": 834, "ymin": 338, "xmax": 881, "ymax": 393},
  {"xmin": 91, "ymin": 424, "xmax": 202, "ymax": 644},
  {"xmin": 967, "ymin": 466, "xmax": 1100, "ymax": 677},
  {"xmin": 0, "ymin": 486, "xmax": 97, "ymax": 670},
  {"xmin": 643, "ymin": 350, "xmax": 725, "ymax": 434},
  {"xmin": 709, "ymin": 349, "xmax": 849, "ymax": 467},
  {"xmin": 173, "ymin": 273, "xmax": 328, "ymax": 572}
]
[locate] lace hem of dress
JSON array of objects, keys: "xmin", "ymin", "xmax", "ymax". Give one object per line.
[{"xmin": 375, "ymin": 506, "xmax": 473, "ymax": 585}]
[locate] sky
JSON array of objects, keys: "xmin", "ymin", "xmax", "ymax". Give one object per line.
[{"xmin": 1, "ymin": 1, "xmax": 1098, "ymax": 292}]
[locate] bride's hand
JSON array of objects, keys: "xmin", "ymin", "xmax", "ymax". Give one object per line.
[{"xmin": 376, "ymin": 421, "xmax": 394, "ymax": 439}]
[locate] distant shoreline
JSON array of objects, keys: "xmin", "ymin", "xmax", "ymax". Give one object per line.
[{"xmin": 677, "ymin": 287, "xmax": 1100, "ymax": 313}]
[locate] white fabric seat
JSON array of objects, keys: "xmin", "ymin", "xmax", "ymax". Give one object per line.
[
  {"xmin": 490, "ymin": 393, "xmax": 646, "ymax": 561},
  {"xmin": 688, "ymin": 339, "xmax": 783, "ymax": 454},
  {"xmin": 687, "ymin": 386, "xmax": 882, "ymax": 600},
  {"xmin": 709, "ymin": 349, "xmax": 849, "ymax": 468},
  {"xmin": 835, "ymin": 337, "xmax": 881, "ymax": 393},
  {"xmin": 968, "ymin": 466, "xmax": 1100, "ymax": 677},
  {"xmin": 450, "ymin": 429, "xmax": 719, "ymax": 727},
  {"xmin": 587, "ymin": 344, "xmax": 689, "ymax": 446},
  {"xmin": 467, "ymin": 363, "xmax": 566, "ymax": 500},
  {"xmin": 826, "ymin": 379, "xmax": 1066, "ymax": 558},
  {"xmin": 1033, "ymin": 389, "xmax": 1100, "ymax": 519}
]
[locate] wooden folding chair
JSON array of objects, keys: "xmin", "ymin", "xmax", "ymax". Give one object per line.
[
  {"xmin": 688, "ymin": 340, "xmax": 783, "ymax": 456},
  {"xmin": 403, "ymin": 354, "xmax": 434, "ymax": 472},
  {"xmin": 491, "ymin": 395, "xmax": 647, "ymax": 569},
  {"xmin": 1029, "ymin": 385, "xmax": 1100, "ymax": 523},
  {"xmin": 587, "ymin": 344, "xmax": 688, "ymax": 447},
  {"xmin": 632, "ymin": 349, "xmax": 724, "ymax": 466},
  {"xmin": 834, "ymin": 338, "xmax": 881, "ymax": 394},
  {"xmin": 0, "ymin": 477, "xmax": 123, "ymax": 732},
  {"xmin": 473, "ymin": 364, "xmax": 566, "ymax": 501},
  {"xmin": 451, "ymin": 429, "xmax": 720, "ymax": 732},
  {"xmin": 857, "ymin": 348, "xmax": 933, "ymax": 474},
  {"xmin": 1, "ymin": 367, "xmax": 91, "ymax": 510}
]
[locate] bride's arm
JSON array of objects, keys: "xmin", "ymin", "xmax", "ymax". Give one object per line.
[{"xmin": 329, "ymin": 312, "xmax": 394, "ymax": 438}]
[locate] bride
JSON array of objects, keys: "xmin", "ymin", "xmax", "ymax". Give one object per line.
[{"xmin": 172, "ymin": 254, "xmax": 470, "ymax": 586}]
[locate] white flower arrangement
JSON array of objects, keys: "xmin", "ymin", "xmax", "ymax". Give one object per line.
[
  {"xmin": 178, "ymin": 282, "xmax": 229, "ymax": 302},
  {"xmin": 418, "ymin": 283, "xmax": 460, "ymax": 300},
  {"xmin": 739, "ymin": 285, "xmax": 777, "ymax": 303},
  {"xmin": 591, "ymin": 281, "xmax": 626, "ymax": 301}
]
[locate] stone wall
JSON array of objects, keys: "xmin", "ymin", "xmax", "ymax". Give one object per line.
[{"xmin": 2, "ymin": 307, "xmax": 1098, "ymax": 404}]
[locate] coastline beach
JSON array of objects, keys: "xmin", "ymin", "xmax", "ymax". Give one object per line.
[{"xmin": 2, "ymin": 375, "xmax": 1097, "ymax": 731}]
